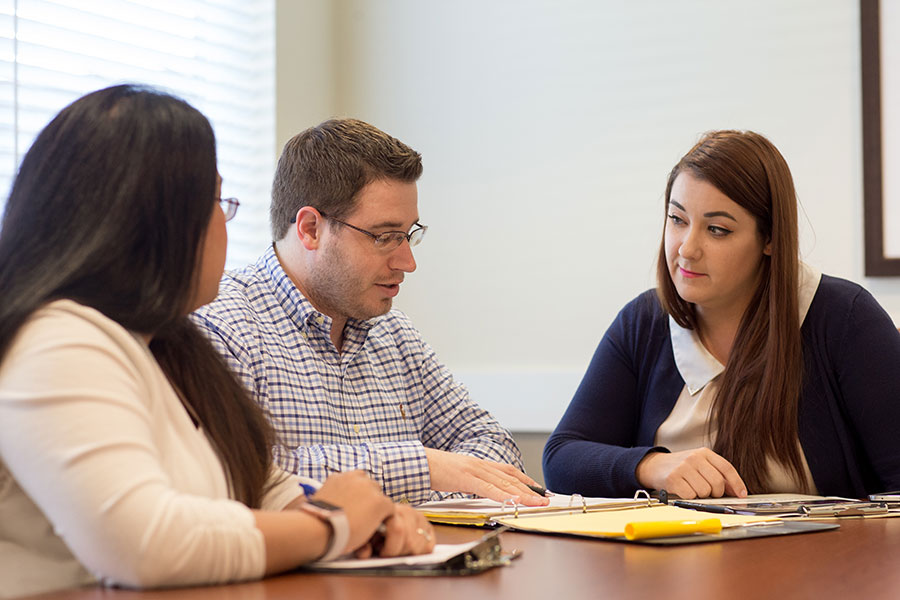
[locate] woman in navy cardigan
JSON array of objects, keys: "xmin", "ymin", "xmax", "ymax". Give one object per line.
[{"xmin": 543, "ymin": 130, "xmax": 900, "ymax": 499}]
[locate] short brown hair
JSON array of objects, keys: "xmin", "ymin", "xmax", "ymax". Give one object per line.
[{"xmin": 270, "ymin": 118, "xmax": 423, "ymax": 240}]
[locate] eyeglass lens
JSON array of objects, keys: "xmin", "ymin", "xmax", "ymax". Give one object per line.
[{"xmin": 220, "ymin": 197, "xmax": 239, "ymax": 221}]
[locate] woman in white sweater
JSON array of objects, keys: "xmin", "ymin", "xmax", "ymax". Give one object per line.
[{"xmin": 0, "ymin": 85, "xmax": 433, "ymax": 598}]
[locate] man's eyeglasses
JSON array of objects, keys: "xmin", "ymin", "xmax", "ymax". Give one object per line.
[
  {"xmin": 219, "ymin": 197, "xmax": 239, "ymax": 222},
  {"xmin": 320, "ymin": 211, "xmax": 427, "ymax": 251}
]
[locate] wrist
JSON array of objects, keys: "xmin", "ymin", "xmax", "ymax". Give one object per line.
[
  {"xmin": 636, "ymin": 450, "xmax": 663, "ymax": 487},
  {"xmin": 299, "ymin": 499, "xmax": 350, "ymax": 561}
]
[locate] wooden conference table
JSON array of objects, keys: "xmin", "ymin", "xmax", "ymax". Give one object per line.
[{"xmin": 23, "ymin": 518, "xmax": 900, "ymax": 600}]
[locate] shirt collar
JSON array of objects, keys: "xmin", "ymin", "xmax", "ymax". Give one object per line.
[
  {"xmin": 260, "ymin": 244, "xmax": 378, "ymax": 336},
  {"xmin": 669, "ymin": 261, "xmax": 822, "ymax": 395},
  {"xmin": 796, "ymin": 261, "xmax": 822, "ymax": 324}
]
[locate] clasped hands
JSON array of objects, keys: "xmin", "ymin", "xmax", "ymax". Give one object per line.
[{"xmin": 302, "ymin": 471, "xmax": 436, "ymax": 559}]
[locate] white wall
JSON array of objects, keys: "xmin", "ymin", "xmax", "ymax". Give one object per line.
[
  {"xmin": 276, "ymin": 0, "xmax": 899, "ymax": 431},
  {"xmin": 276, "ymin": 0, "xmax": 336, "ymax": 159}
]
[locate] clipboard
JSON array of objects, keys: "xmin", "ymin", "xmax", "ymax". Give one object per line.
[
  {"xmin": 673, "ymin": 496, "xmax": 893, "ymax": 518},
  {"xmin": 301, "ymin": 528, "xmax": 519, "ymax": 576},
  {"xmin": 626, "ymin": 520, "xmax": 838, "ymax": 545}
]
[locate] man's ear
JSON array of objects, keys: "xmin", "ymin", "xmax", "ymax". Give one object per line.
[{"xmin": 295, "ymin": 207, "xmax": 326, "ymax": 251}]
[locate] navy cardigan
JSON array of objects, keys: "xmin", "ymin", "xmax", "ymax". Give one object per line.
[{"xmin": 543, "ymin": 275, "xmax": 900, "ymax": 498}]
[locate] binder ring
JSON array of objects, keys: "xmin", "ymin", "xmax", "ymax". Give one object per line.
[
  {"xmin": 633, "ymin": 489, "xmax": 652, "ymax": 507},
  {"xmin": 502, "ymin": 497, "xmax": 521, "ymax": 518},
  {"xmin": 568, "ymin": 493, "xmax": 587, "ymax": 513}
]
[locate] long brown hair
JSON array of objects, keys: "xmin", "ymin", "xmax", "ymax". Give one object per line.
[
  {"xmin": 655, "ymin": 130, "xmax": 804, "ymax": 493},
  {"xmin": 151, "ymin": 321, "xmax": 276, "ymax": 507},
  {"xmin": 0, "ymin": 85, "xmax": 275, "ymax": 507}
]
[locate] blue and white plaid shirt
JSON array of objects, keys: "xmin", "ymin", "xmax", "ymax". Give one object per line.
[{"xmin": 192, "ymin": 245, "xmax": 523, "ymax": 504}]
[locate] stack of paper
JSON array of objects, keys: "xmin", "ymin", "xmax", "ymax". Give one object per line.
[{"xmin": 417, "ymin": 494, "xmax": 657, "ymax": 526}]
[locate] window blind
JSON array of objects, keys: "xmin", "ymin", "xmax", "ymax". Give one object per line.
[{"xmin": 0, "ymin": 0, "xmax": 275, "ymax": 268}]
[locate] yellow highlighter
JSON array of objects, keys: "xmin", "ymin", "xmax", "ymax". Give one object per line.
[{"xmin": 624, "ymin": 518, "xmax": 722, "ymax": 540}]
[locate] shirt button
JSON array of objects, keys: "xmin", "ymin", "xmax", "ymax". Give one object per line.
[
  {"xmin": 301, "ymin": 331, "xmax": 308, "ymax": 339},
  {"xmin": 315, "ymin": 316, "xmax": 325, "ymax": 325},
  {"xmin": 354, "ymin": 424, "xmax": 360, "ymax": 433}
]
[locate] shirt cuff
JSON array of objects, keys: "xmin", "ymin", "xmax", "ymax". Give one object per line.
[{"xmin": 374, "ymin": 440, "xmax": 432, "ymax": 504}]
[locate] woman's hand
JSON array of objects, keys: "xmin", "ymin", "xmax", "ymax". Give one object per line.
[
  {"xmin": 260, "ymin": 471, "xmax": 431, "ymax": 573},
  {"xmin": 310, "ymin": 471, "xmax": 394, "ymax": 555},
  {"xmin": 636, "ymin": 448, "xmax": 747, "ymax": 499},
  {"xmin": 370, "ymin": 504, "xmax": 435, "ymax": 558},
  {"xmin": 313, "ymin": 475, "xmax": 434, "ymax": 559}
]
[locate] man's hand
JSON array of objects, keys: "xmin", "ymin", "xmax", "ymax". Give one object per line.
[
  {"xmin": 424, "ymin": 448, "xmax": 549, "ymax": 506},
  {"xmin": 635, "ymin": 448, "xmax": 748, "ymax": 499}
]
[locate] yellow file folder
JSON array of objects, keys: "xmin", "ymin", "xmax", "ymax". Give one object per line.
[{"xmin": 493, "ymin": 504, "xmax": 776, "ymax": 538}]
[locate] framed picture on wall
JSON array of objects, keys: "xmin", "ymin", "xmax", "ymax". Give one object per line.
[{"xmin": 862, "ymin": 0, "xmax": 900, "ymax": 275}]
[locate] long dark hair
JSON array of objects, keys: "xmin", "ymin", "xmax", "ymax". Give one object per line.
[
  {"xmin": 0, "ymin": 85, "xmax": 275, "ymax": 507},
  {"xmin": 656, "ymin": 130, "xmax": 804, "ymax": 493}
]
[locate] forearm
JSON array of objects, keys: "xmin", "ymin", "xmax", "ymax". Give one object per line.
[
  {"xmin": 252, "ymin": 510, "xmax": 330, "ymax": 574},
  {"xmin": 419, "ymin": 370, "xmax": 524, "ymax": 471},
  {"xmin": 543, "ymin": 436, "xmax": 661, "ymax": 497},
  {"xmin": 274, "ymin": 441, "xmax": 432, "ymax": 503},
  {"xmin": 543, "ymin": 319, "xmax": 659, "ymax": 497},
  {"xmin": 437, "ymin": 424, "xmax": 524, "ymax": 471}
]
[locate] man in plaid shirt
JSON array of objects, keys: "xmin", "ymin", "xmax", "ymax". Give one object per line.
[{"xmin": 193, "ymin": 119, "xmax": 546, "ymax": 506}]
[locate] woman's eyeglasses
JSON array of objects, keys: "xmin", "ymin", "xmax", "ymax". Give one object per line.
[{"xmin": 219, "ymin": 197, "xmax": 239, "ymax": 222}]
